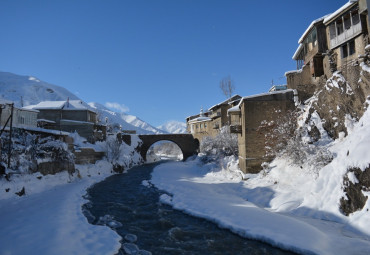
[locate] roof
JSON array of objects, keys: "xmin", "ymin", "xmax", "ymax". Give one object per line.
[
  {"xmin": 208, "ymin": 95, "xmax": 241, "ymax": 111},
  {"xmin": 292, "ymin": 44, "xmax": 304, "ymax": 60},
  {"xmin": 323, "ymin": 0, "xmax": 358, "ymax": 25},
  {"xmin": 188, "ymin": 116, "xmax": 212, "ymax": 123},
  {"xmin": 298, "ymin": 14, "xmax": 331, "ymax": 44},
  {"xmin": 24, "ymin": 100, "xmax": 95, "ymax": 112}
]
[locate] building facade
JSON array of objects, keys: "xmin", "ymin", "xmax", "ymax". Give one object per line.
[
  {"xmin": 0, "ymin": 100, "xmax": 38, "ymax": 129},
  {"xmin": 24, "ymin": 99, "xmax": 105, "ymax": 141},
  {"xmin": 186, "ymin": 95, "xmax": 241, "ymax": 141},
  {"xmin": 229, "ymin": 90, "xmax": 297, "ymax": 173},
  {"xmin": 286, "ymin": 0, "xmax": 370, "ymax": 101}
]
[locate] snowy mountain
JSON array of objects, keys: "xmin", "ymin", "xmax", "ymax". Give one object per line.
[
  {"xmin": 0, "ymin": 71, "xmax": 162, "ymax": 134},
  {"xmin": 157, "ymin": 120, "xmax": 187, "ymax": 134},
  {"xmin": 121, "ymin": 114, "xmax": 164, "ymax": 134},
  {"xmin": 0, "ymin": 71, "xmax": 79, "ymax": 107},
  {"xmin": 88, "ymin": 102, "xmax": 163, "ymax": 134}
]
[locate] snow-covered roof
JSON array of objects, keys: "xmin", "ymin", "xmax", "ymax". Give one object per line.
[
  {"xmin": 269, "ymin": 85, "xmax": 287, "ymax": 92},
  {"xmin": 292, "ymin": 44, "xmax": 304, "ymax": 60},
  {"xmin": 227, "ymin": 105, "xmax": 241, "ymax": 114},
  {"xmin": 241, "ymin": 89, "xmax": 295, "ymax": 101},
  {"xmin": 37, "ymin": 119, "xmax": 56, "ymax": 124},
  {"xmin": 285, "ymin": 69, "xmax": 303, "ymax": 76},
  {"xmin": 208, "ymin": 95, "xmax": 241, "ymax": 111},
  {"xmin": 298, "ymin": 14, "xmax": 331, "ymax": 44},
  {"xmin": 188, "ymin": 116, "xmax": 212, "ymax": 123},
  {"xmin": 24, "ymin": 100, "xmax": 95, "ymax": 112},
  {"xmin": 323, "ymin": 0, "xmax": 358, "ymax": 25}
]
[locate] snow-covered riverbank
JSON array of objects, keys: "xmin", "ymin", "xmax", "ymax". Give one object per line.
[
  {"xmin": 0, "ymin": 161, "xmax": 122, "ymax": 255},
  {"xmin": 150, "ymin": 157, "xmax": 370, "ymax": 255}
]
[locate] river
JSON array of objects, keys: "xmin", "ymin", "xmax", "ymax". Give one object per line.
[{"xmin": 84, "ymin": 162, "xmax": 297, "ymax": 255}]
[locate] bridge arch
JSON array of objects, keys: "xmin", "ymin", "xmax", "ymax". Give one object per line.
[{"xmin": 138, "ymin": 134, "xmax": 199, "ymax": 162}]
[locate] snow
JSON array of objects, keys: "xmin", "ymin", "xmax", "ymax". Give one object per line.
[
  {"xmin": 151, "ymin": 104, "xmax": 370, "ymax": 255},
  {"xmin": 0, "ymin": 132, "xmax": 143, "ymax": 255},
  {"xmin": 157, "ymin": 120, "xmax": 187, "ymax": 134},
  {"xmin": 0, "ymin": 161, "xmax": 122, "ymax": 255},
  {"xmin": 24, "ymin": 99, "xmax": 95, "ymax": 111},
  {"xmin": 88, "ymin": 102, "xmax": 163, "ymax": 134},
  {"xmin": 0, "ymin": 71, "xmax": 80, "ymax": 108},
  {"xmin": 208, "ymin": 95, "xmax": 241, "ymax": 111}
]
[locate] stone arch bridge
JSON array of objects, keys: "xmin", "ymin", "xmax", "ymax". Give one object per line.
[{"xmin": 118, "ymin": 134, "xmax": 199, "ymax": 161}]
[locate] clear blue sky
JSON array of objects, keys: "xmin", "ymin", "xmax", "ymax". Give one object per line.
[{"xmin": 0, "ymin": 0, "xmax": 348, "ymax": 126}]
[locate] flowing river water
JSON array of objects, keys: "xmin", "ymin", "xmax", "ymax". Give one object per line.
[{"xmin": 84, "ymin": 162, "xmax": 296, "ymax": 255}]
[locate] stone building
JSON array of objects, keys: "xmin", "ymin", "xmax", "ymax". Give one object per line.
[
  {"xmin": 286, "ymin": 0, "xmax": 370, "ymax": 101},
  {"xmin": 186, "ymin": 95, "xmax": 241, "ymax": 141},
  {"xmin": 24, "ymin": 99, "xmax": 106, "ymax": 142},
  {"xmin": 228, "ymin": 90, "xmax": 297, "ymax": 173}
]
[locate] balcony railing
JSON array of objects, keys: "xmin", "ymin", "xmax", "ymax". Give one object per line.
[
  {"xmin": 230, "ymin": 125, "xmax": 242, "ymax": 134},
  {"xmin": 330, "ymin": 22, "xmax": 362, "ymax": 49}
]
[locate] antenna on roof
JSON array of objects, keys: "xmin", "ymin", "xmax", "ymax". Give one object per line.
[{"xmin": 20, "ymin": 96, "xmax": 23, "ymax": 107}]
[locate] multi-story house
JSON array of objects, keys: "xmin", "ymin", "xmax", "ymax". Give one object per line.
[
  {"xmin": 324, "ymin": 0, "xmax": 369, "ymax": 70},
  {"xmin": 24, "ymin": 99, "xmax": 106, "ymax": 141},
  {"xmin": 286, "ymin": 0, "xmax": 370, "ymax": 101},
  {"xmin": 186, "ymin": 95, "xmax": 241, "ymax": 141}
]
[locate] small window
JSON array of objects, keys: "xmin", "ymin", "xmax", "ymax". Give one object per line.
[
  {"xmin": 342, "ymin": 44, "xmax": 348, "ymax": 58},
  {"xmin": 349, "ymin": 40, "xmax": 356, "ymax": 55},
  {"xmin": 329, "ymin": 23, "xmax": 336, "ymax": 39},
  {"xmin": 204, "ymin": 123, "xmax": 207, "ymax": 128},
  {"xmin": 337, "ymin": 20, "xmax": 344, "ymax": 35},
  {"xmin": 352, "ymin": 11, "xmax": 360, "ymax": 25},
  {"xmin": 344, "ymin": 14, "xmax": 351, "ymax": 30}
]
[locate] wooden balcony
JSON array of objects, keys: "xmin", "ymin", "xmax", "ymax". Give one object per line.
[
  {"xmin": 230, "ymin": 125, "xmax": 242, "ymax": 134},
  {"xmin": 330, "ymin": 22, "xmax": 362, "ymax": 49}
]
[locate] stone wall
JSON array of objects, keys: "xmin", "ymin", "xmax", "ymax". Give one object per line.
[
  {"xmin": 74, "ymin": 147, "xmax": 105, "ymax": 165},
  {"xmin": 238, "ymin": 91, "xmax": 296, "ymax": 173}
]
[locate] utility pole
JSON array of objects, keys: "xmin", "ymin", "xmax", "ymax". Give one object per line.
[{"xmin": 7, "ymin": 103, "xmax": 14, "ymax": 168}]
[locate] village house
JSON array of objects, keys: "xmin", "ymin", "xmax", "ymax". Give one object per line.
[
  {"xmin": 186, "ymin": 95, "xmax": 241, "ymax": 141},
  {"xmin": 24, "ymin": 99, "xmax": 106, "ymax": 142},
  {"xmin": 286, "ymin": 0, "xmax": 370, "ymax": 101},
  {"xmin": 228, "ymin": 90, "xmax": 297, "ymax": 173},
  {"xmin": 0, "ymin": 99, "xmax": 38, "ymax": 129}
]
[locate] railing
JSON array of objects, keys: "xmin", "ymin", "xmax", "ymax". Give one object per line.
[
  {"xmin": 330, "ymin": 22, "xmax": 362, "ymax": 49},
  {"xmin": 230, "ymin": 125, "xmax": 242, "ymax": 134}
]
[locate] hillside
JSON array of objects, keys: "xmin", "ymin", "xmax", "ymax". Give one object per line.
[{"xmin": 0, "ymin": 71, "xmax": 163, "ymax": 134}]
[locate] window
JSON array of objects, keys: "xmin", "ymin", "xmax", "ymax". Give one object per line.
[
  {"xmin": 349, "ymin": 40, "xmax": 356, "ymax": 55},
  {"xmin": 341, "ymin": 40, "xmax": 356, "ymax": 58},
  {"xmin": 200, "ymin": 123, "xmax": 203, "ymax": 129},
  {"xmin": 329, "ymin": 23, "xmax": 336, "ymax": 39},
  {"xmin": 204, "ymin": 123, "xmax": 207, "ymax": 128},
  {"xmin": 352, "ymin": 11, "xmax": 360, "ymax": 25},
  {"xmin": 337, "ymin": 19, "xmax": 344, "ymax": 35},
  {"xmin": 344, "ymin": 14, "xmax": 351, "ymax": 30},
  {"xmin": 342, "ymin": 44, "xmax": 348, "ymax": 58}
]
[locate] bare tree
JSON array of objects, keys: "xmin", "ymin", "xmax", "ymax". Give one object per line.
[{"xmin": 219, "ymin": 75, "xmax": 235, "ymax": 99}]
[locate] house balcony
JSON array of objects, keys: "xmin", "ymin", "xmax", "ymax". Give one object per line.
[
  {"xmin": 330, "ymin": 22, "xmax": 362, "ymax": 49},
  {"xmin": 230, "ymin": 124, "xmax": 242, "ymax": 134}
]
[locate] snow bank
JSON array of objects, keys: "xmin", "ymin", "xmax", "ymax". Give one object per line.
[
  {"xmin": 0, "ymin": 134, "xmax": 143, "ymax": 255},
  {"xmin": 0, "ymin": 161, "xmax": 121, "ymax": 255},
  {"xmin": 151, "ymin": 119, "xmax": 370, "ymax": 255}
]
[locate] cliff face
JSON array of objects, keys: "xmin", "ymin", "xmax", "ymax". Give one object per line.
[{"xmin": 298, "ymin": 52, "xmax": 370, "ymax": 216}]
